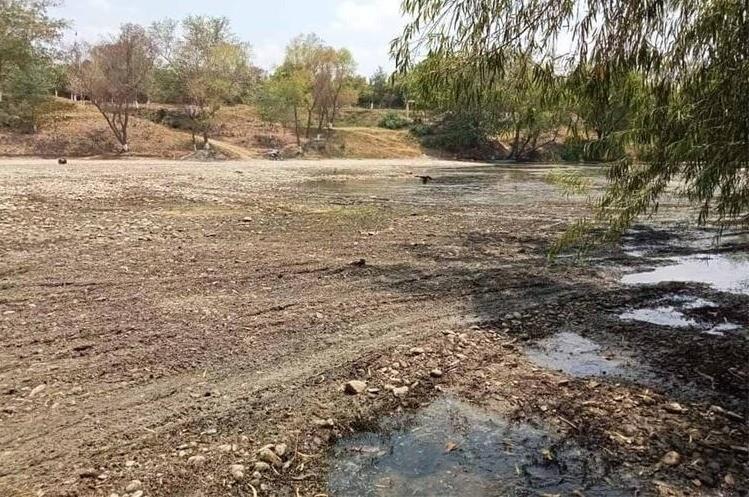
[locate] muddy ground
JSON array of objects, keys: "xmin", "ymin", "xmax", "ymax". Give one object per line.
[{"xmin": 0, "ymin": 158, "xmax": 746, "ymax": 497}]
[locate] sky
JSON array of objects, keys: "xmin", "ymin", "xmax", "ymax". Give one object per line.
[{"xmin": 51, "ymin": 0, "xmax": 406, "ymax": 77}]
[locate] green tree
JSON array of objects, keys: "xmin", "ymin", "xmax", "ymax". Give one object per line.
[
  {"xmin": 151, "ymin": 16, "xmax": 254, "ymax": 149},
  {"xmin": 394, "ymin": 0, "xmax": 749, "ymax": 233},
  {"xmin": 257, "ymin": 69, "xmax": 307, "ymax": 146},
  {"xmin": 0, "ymin": 0, "xmax": 65, "ymax": 129}
]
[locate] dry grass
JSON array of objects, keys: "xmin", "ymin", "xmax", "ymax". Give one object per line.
[
  {"xmin": 0, "ymin": 100, "xmax": 195, "ymax": 158},
  {"xmin": 330, "ymin": 127, "xmax": 424, "ymax": 159}
]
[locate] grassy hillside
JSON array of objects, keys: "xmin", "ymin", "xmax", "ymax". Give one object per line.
[
  {"xmin": 0, "ymin": 101, "xmax": 426, "ymax": 159},
  {"xmin": 0, "ymin": 100, "xmax": 195, "ymax": 159}
]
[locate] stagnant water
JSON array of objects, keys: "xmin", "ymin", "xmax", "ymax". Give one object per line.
[
  {"xmin": 524, "ymin": 331, "xmax": 644, "ymax": 379},
  {"xmin": 621, "ymin": 253, "xmax": 749, "ymax": 296},
  {"xmin": 329, "ymin": 397, "xmax": 635, "ymax": 497},
  {"xmin": 618, "ymin": 295, "xmax": 743, "ymax": 335}
]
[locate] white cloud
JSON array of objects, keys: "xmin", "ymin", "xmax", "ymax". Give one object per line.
[
  {"xmin": 332, "ymin": 0, "xmax": 402, "ymax": 34},
  {"xmin": 253, "ymin": 41, "xmax": 285, "ymax": 71}
]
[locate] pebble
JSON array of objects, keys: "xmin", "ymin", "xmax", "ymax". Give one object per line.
[
  {"xmin": 274, "ymin": 443, "xmax": 288, "ymax": 458},
  {"xmin": 187, "ymin": 455, "xmax": 206, "ymax": 466},
  {"xmin": 429, "ymin": 369, "xmax": 443, "ymax": 378},
  {"xmin": 724, "ymin": 473, "xmax": 735, "ymax": 487},
  {"xmin": 392, "ymin": 386, "xmax": 409, "ymax": 397},
  {"xmin": 125, "ymin": 480, "xmax": 142, "ymax": 492},
  {"xmin": 254, "ymin": 461, "xmax": 271, "ymax": 472},
  {"xmin": 230, "ymin": 464, "xmax": 245, "ymax": 481},
  {"xmin": 257, "ymin": 447, "xmax": 282, "ymax": 466},
  {"xmin": 409, "ymin": 347, "xmax": 425, "ymax": 355},
  {"xmin": 78, "ymin": 468, "xmax": 98, "ymax": 478},
  {"xmin": 131, "ymin": 492, "xmax": 144, "ymax": 497},
  {"xmin": 29, "ymin": 384, "xmax": 46, "ymax": 397},
  {"xmin": 344, "ymin": 380, "xmax": 368, "ymax": 395},
  {"xmin": 661, "ymin": 451, "xmax": 681, "ymax": 466},
  {"xmin": 663, "ymin": 402, "xmax": 688, "ymax": 414}
]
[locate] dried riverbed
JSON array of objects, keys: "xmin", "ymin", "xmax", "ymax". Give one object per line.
[{"xmin": 0, "ymin": 158, "xmax": 746, "ymax": 497}]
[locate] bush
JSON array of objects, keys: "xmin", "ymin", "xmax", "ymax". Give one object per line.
[{"xmin": 378, "ymin": 111, "xmax": 411, "ymax": 130}]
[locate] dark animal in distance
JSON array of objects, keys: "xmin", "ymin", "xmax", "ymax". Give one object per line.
[
  {"xmin": 58, "ymin": 158, "xmax": 67, "ymax": 165},
  {"xmin": 416, "ymin": 175, "xmax": 433, "ymax": 184}
]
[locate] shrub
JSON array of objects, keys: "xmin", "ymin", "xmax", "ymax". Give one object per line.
[{"xmin": 378, "ymin": 111, "xmax": 411, "ymax": 130}]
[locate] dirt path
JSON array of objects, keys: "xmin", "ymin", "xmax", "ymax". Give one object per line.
[{"xmin": 0, "ymin": 158, "xmax": 746, "ymax": 497}]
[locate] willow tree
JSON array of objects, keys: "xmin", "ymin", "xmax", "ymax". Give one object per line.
[{"xmin": 393, "ymin": 0, "xmax": 749, "ymax": 233}]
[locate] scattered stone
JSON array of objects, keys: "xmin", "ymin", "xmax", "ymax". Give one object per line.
[
  {"xmin": 29, "ymin": 384, "xmax": 46, "ymax": 397},
  {"xmin": 187, "ymin": 455, "xmax": 206, "ymax": 466},
  {"xmin": 254, "ymin": 461, "xmax": 271, "ymax": 472},
  {"xmin": 661, "ymin": 451, "xmax": 681, "ymax": 466},
  {"xmin": 241, "ymin": 217, "xmax": 253, "ymax": 223},
  {"xmin": 124, "ymin": 460, "xmax": 136, "ymax": 468},
  {"xmin": 218, "ymin": 444, "xmax": 234, "ymax": 453},
  {"xmin": 230, "ymin": 464, "xmax": 245, "ymax": 481},
  {"xmin": 131, "ymin": 491, "xmax": 143, "ymax": 497},
  {"xmin": 663, "ymin": 402, "xmax": 688, "ymax": 414},
  {"xmin": 274, "ymin": 443, "xmax": 288, "ymax": 458},
  {"xmin": 724, "ymin": 474, "xmax": 736, "ymax": 487},
  {"xmin": 344, "ymin": 380, "xmax": 368, "ymax": 395},
  {"xmin": 125, "ymin": 480, "xmax": 142, "ymax": 493},
  {"xmin": 78, "ymin": 468, "xmax": 98, "ymax": 478},
  {"xmin": 392, "ymin": 386, "xmax": 409, "ymax": 397},
  {"xmin": 257, "ymin": 447, "xmax": 282, "ymax": 466},
  {"xmin": 313, "ymin": 418, "xmax": 334, "ymax": 428},
  {"xmin": 429, "ymin": 369, "xmax": 443, "ymax": 378},
  {"xmin": 409, "ymin": 347, "xmax": 425, "ymax": 356}
]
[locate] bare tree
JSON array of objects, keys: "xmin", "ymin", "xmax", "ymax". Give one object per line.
[{"xmin": 77, "ymin": 24, "xmax": 154, "ymax": 153}]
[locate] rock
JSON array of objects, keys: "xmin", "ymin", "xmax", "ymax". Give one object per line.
[
  {"xmin": 429, "ymin": 369, "xmax": 443, "ymax": 378},
  {"xmin": 661, "ymin": 451, "xmax": 681, "ymax": 466},
  {"xmin": 254, "ymin": 461, "xmax": 271, "ymax": 472},
  {"xmin": 663, "ymin": 402, "xmax": 688, "ymax": 414},
  {"xmin": 257, "ymin": 447, "xmax": 282, "ymax": 466},
  {"xmin": 409, "ymin": 347, "xmax": 425, "ymax": 356},
  {"xmin": 230, "ymin": 464, "xmax": 245, "ymax": 481},
  {"xmin": 131, "ymin": 492, "xmax": 143, "ymax": 497},
  {"xmin": 29, "ymin": 384, "xmax": 46, "ymax": 397},
  {"xmin": 724, "ymin": 473, "xmax": 736, "ymax": 487},
  {"xmin": 241, "ymin": 217, "xmax": 253, "ymax": 223},
  {"xmin": 313, "ymin": 418, "xmax": 335, "ymax": 428},
  {"xmin": 392, "ymin": 386, "xmax": 409, "ymax": 397},
  {"xmin": 218, "ymin": 444, "xmax": 234, "ymax": 453},
  {"xmin": 125, "ymin": 480, "xmax": 142, "ymax": 493},
  {"xmin": 124, "ymin": 460, "xmax": 136, "ymax": 468},
  {"xmin": 187, "ymin": 455, "xmax": 206, "ymax": 466},
  {"xmin": 344, "ymin": 380, "xmax": 368, "ymax": 395},
  {"xmin": 274, "ymin": 443, "xmax": 288, "ymax": 458},
  {"xmin": 78, "ymin": 468, "xmax": 98, "ymax": 478}
]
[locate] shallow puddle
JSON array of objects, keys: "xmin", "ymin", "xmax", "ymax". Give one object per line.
[
  {"xmin": 524, "ymin": 331, "xmax": 640, "ymax": 378},
  {"xmin": 621, "ymin": 254, "xmax": 749, "ymax": 296},
  {"xmin": 619, "ymin": 306, "xmax": 698, "ymax": 328},
  {"xmin": 618, "ymin": 295, "xmax": 743, "ymax": 335},
  {"xmin": 329, "ymin": 397, "xmax": 633, "ymax": 497}
]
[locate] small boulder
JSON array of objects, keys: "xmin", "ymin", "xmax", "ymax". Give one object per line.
[
  {"xmin": 409, "ymin": 347, "xmax": 425, "ymax": 356},
  {"xmin": 254, "ymin": 461, "xmax": 271, "ymax": 472},
  {"xmin": 187, "ymin": 455, "xmax": 206, "ymax": 466},
  {"xmin": 344, "ymin": 380, "xmax": 368, "ymax": 395},
  {"xmin": 125, "ymin": 480, "xmax": 142, "ymax": 493},
  {"xmin": 430, "ymin": 369, "xmax": 444, "ymax": 378},
  {"xmin": 257, "ymin": 447, "xmax": 282, "ymax": 466},
  {"xmin": 392, "ymin": 386, "xmax": 409, "ymax": 397},
  {"xmin": 661, "ymin": 451, "xmax": 681, "ymax": 466},
  {"xmin": 274, "ymin": 443, "xmax": 288, "ymax": 458},
  {"xmin": 230, "ymin": 464, "xmax": 245, "ymax": 481}
]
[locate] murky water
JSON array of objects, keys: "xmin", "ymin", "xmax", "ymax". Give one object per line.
[
  {"xmin": 524, "ymin": 332, "xmax": 643, "ymax": 379},
  {"xmin": 619, "ymin": 306, "xmax": 698, "ymax": 328},
  {"xmin": 621, "ymin": 253, "xmax": 749, "ymax": 295},
  {"xmin": 618, "ymin": 295, "xmax": 743, "ymax": 335},
  {"xmin": 298, "ymin": 164, "xmax": 605, "ymax": 206},
  {"xmin": 329, "ymin": 397, "xmax": 634, "ymax": 497}
]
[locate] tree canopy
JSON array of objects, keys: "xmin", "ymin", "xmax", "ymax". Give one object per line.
[{"xmin": 394, "ymin": 0, "xmax": 749, "ymax": 233}]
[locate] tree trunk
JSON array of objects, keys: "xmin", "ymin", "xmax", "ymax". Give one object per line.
[{"xmin": 293, "ymin": 105, "xmax": 301, "ymax": 147}]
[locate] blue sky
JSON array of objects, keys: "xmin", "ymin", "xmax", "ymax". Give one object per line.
[{"xmin": 51, "ymin": 0, "xmax": 405, "ymax": 76}]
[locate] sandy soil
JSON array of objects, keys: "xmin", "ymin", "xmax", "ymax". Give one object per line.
[{"xmin": 0, "ymin": 158, "xmax": 746, "ymax": 497}]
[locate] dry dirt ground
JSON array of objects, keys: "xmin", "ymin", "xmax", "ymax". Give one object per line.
[{"xmin": 0, "ymin": 158, "xmax": 746, "ymax": 497}]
